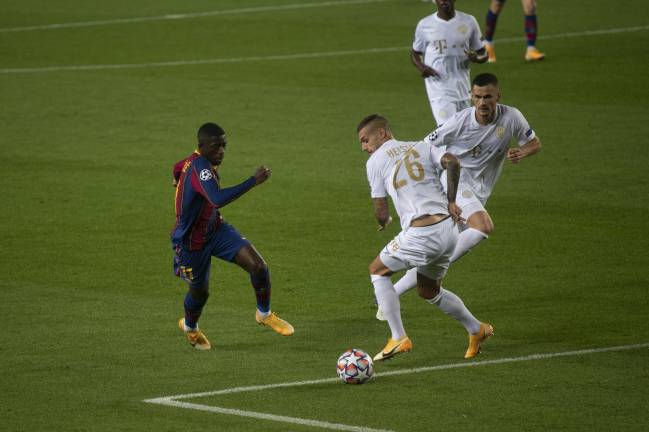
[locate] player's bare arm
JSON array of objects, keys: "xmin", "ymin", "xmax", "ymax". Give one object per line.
[
  {"xmin": 410, "ymin": 49, "xmax": 438, "ymax": 78},
  {"xmin": 465, "ymin": 47, "xmax": 489, "ymax": 64},
  {"xmin": 372, "ymin": 197, "xmax": 392, "ymax": 231},
  {"xmin": 507, "ymin": 137, "xmax": 542, "ymax": 164},
  {"xmin": 441, "ymin": 152, "xmax": 464, "ymax": 223},
  {"xmin": 254, "ymin": 165, "xmax": 272, "ymax": 185}
]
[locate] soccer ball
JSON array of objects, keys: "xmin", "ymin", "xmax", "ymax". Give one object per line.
[{"xmin": 336, "ymin": 349, "xmax": 374, "ymax": 384}]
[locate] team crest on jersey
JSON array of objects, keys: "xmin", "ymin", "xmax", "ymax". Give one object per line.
[
  {"xmin": 496, "ymin": 126, "xmax": 506, "ymax": 139},
  {"xmin": 199, "ymin": 169, "xmax": 213, "ymax": 181},
  {"xmin": 457, "ymin": 24, "xmax": 469, "ymax": 34}
]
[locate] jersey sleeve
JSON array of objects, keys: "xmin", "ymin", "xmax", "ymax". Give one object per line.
[
  {"xmin": 189, "ymin": 158, "xmax": 256, "ymax": 208},
  {"xmin": 412, "ymin": 20, "xmax": 427, "ymax": 52},
  {"xmin": 428, "ymin": 144, "xmax": 446, "ymax": 171},
  {"xmin": 468, "ymin": 15, "xmax": 485, "ymax": 51},
  {"xmin": 366, "ymin": 157, "xmax": 387, "ymax": 198},
  {"xmin": 510, "ymin": 108, "xmax": 536, "ymax": 145},
  {"xmin": 423, "ymin": 114, "xmax": 459, "ymax": 148}
]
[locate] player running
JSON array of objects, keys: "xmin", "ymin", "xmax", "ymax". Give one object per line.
[
  {"xmin": 171, "ymin": 122, "xmax": 294, "ymax": 350},
  {"xmin": 484, "ymin": 0, "xmax": 546, "ymax": 62},
  {"xmin": 411, "ymin": 0, "xmax": 488, "ymax": 126}
]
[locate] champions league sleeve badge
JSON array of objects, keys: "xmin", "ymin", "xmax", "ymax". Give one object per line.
[{"xmin": 199, "ymin": 169, "xmax": 213, "ymax": 181}]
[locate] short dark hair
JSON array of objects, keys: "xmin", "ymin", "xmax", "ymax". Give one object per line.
[
  {"xmin": 472, "ymin": 73, "xmax": 498, "ymax": 88},
  {"xmin": 197, "ymin": 122, "xmax": 225, "ymax": 140},
  {"xmin": 357, "ymin": 114, "xmax": 390, "ymax": 133}
]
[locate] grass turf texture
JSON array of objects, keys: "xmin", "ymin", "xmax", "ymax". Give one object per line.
[{"xmin": 1, "ymin": 0, "xmax": 648, "ymax": 430}]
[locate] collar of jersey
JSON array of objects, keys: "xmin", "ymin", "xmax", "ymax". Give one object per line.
[
  {"xmin": 470, "ymin": 105, "xmax": 502, "ymax": 127},
  {"xmin": 433, "ymin": 12, "xmax": 457, "ymax": 24}
]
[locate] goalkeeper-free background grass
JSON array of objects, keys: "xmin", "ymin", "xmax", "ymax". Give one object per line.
[{"xmin": 1, "ymin": 0, "xmax": 648, "ymax": 430}]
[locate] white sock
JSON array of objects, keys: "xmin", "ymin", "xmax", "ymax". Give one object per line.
[
  {"xmin": 372, "ymin": 275, "xmax": 406, "ymax": 340},
  {"xmin": 450, "ymin": 228, "xmax": 488, "ymax": 263},
  {"xmin": 427, "ymin": 287, "xmax": 481, "ymax": 334},
  {"xmin": 394, "ymin": 268, "xmax": 418, "ymax": 296},
  {"xmin": 257, "ymin": 309, "xmax": 270, "ymax": 319},
  {"xmin": 183, "ymin": 322, "xmax": 198, "ymax": 332}
]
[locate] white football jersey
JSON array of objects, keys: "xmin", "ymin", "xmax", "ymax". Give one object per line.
[
  {"xmin": 424, "ymin": 104, "xmax": 536, "ymax": 204},
  {"xmin": 412, "ymin": 11, "xmax": 484, "ymax": 102},
  {"xmin": 366, "ymin": 139, "xmax": 449, "ymax": 230}
]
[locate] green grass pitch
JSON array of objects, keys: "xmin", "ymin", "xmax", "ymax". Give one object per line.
[{"xmin": 1, "ymin": 0, "xmax": 648, "ymax": 430}]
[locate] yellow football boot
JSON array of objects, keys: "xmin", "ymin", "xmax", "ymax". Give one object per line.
[
  {"xmin": 178, "ymin": 318, "xmax": 211, "ymax": 350},
  {"xmin": 373, "ymin": 336, "xmax": 413, "ymax": 361},
  {"xmin": 464, "ymin": 322, "xmax": 494, "ymax": 359},
  {"xmin": 256, "ymin": 311, "xmax": 295, "ymax": 336},
  {"xmin": 486, "ymin": 43, "xmax": 497, "ymax": 63},
  {"xmin": 525, "ymin": 47, "xmax": 545, "ymax": 62}
]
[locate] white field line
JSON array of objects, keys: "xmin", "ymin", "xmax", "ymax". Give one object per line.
[
  {"xmin": 149, "ymin": 400, "xmax": 394, "ymax": 432},
  {"xmin": 0, "ymin": 0, "xmax": 390, "ymax": 33},
  {"xmin": 0, "ymin": 47, "xmax": 406, "ymax": 74},
  {"xmin": 143, "ymin": 342, "xmax": 649, "ymax": 432},
  {"xmin": 1, "ymin": 24, "xmax": 648, "ymax": 75}
]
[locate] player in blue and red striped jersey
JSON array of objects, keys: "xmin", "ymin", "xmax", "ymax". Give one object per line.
[{"xmin": 171, "ymin": 122, "xmax": 294, "ymax": 350}]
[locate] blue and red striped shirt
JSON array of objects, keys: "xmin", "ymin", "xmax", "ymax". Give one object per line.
[{"xmin": 171, "ymin": 152, "xmax": 256, "ymax": 251}]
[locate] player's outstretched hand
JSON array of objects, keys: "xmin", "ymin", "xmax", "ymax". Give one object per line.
[
  {"xmin": 254, "ymin": 165, "xmax": 272, "ymax": 185},
  {"xmin": 507, "ymin": 148, "xmax": 524, "ymax": 164},
  {"xmin": 377, "ymin": 216, "xmax": 393, "ymax": 231},
  {"xmin": 420, "ymin": 66, "xmax": 438, "ymax": 78},
  {"xmin": 448, "ymin": 202, "xmax": 465, "ymax": 224}
]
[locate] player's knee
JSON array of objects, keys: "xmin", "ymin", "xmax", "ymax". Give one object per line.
[
  {"xmin": 467, "ymin": 211, "xmax": 494, "ymax": 235},
  {"xmin": 522, "ymin": 0, "xmax": 535, "ymax": 15},
  {"xmin": 368, "ymin": 261, "xmax": 386, "ymax": 276},
  {"xmin": 416, "ymin": 282, "xmax": 440, "ymax": 300},
  {"xmin": 250, "ymin": 260, "xmax": 269, "ymax": 277},
  {"xmin": 417, "ymin": 286, "xmax": 437, "ymax": 300}
]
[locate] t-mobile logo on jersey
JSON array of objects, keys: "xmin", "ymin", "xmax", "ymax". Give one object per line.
[{"xmin": 432, "ymin": 39, "xmax": 447, "ymax": 54}]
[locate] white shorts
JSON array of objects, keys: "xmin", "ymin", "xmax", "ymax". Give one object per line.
[
  {"xmin": 440, "ymin": 175, "xmax": 487, "ymax": 221},
  {"xmin": 456, "ymin": 186, "xmax": 486, "ymax": 221},
  {"xmin": 379, "ymin": 217, "xmax": 458, "ymax": 280},
  {"xmin": 428, "ymin": 98, "xmax": 471, "ymax": 125}
]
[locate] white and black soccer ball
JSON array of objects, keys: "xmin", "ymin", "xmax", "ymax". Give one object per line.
[{"xmin": 336, "ymin": 349, "xmax": 374, "ymax": 384}]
